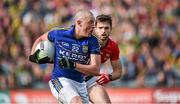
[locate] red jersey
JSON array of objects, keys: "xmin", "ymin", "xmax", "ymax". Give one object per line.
[{"xmin": 100, "ymin": 38, "xmax": 120, "ymax": 63}]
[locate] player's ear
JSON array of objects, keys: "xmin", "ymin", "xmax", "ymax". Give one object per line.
[{"xmin": 76, "ymin": 20, "xmax": 82, "ymax": 27}]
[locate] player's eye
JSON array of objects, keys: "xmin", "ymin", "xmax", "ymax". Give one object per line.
[
  {"xmin": 105, "ymin": 27, "xmax": 110, "ymax": 30},
  {"xmin": 98, "ymin": 27, "xmax": 103, "ymax": 29}
]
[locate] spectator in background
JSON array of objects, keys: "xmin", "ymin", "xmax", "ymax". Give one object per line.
[{"xmin": 0, "ymin": 65, "xmax": 8, "ymax": 90}]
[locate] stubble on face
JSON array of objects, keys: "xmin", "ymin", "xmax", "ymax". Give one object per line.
[{"xmin": 95, "ymin": 22, "xmax": 111, "ymax": 44}]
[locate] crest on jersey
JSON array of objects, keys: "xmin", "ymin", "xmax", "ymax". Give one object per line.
[{"xmin": 82, "ymin": 45, "xmax": 88, "ymax": 53}]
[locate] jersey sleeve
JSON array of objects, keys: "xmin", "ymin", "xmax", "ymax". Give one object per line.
[
  {"xmin": 89, "ymin": 36, "xmax": 100, "ymax": 54},
  {"xmin": 48, "ymin": 30, "xmax": 57, "ymax": 42},
  {"xmin": 48, "ymin": 27, "xmax": 70, "ymax": 42},
  {"xmin": 110, "ymin": 42, "xmax": 120, "ymax": 61}
]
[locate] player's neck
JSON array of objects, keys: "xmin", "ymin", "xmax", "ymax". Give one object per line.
[
  {"xmin": 74, "ymin": 28, "xmax": 82, "ymax": 39},
  {"xmin": 101, "ymin": 39, "xmax": 108, "ymax": 48},
  {"xmin": 74, "ymin": 26, "xmax": 86, "ymax": 39},
  {"xmin": 74, "ymin": 33, "xmax": 81, "ymax": 39}
]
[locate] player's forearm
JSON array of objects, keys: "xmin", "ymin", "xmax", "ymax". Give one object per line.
[
  {"xmin": 75, "ymin": 54, "xmax": 101, "ymax": 75},
  {"xmin": 110, "ymin": 60, "xmax": 122, "ymax": 81},
  {"xmin": 76, "ymin": 63, "xmax": 100, "ymax": 76},
  {"xmin": 110, "ymin": 69, "xmax": 121, "ymax": 81}
]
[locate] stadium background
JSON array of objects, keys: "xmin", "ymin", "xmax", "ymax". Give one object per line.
[{"xmin": 0, "ymin": 0, "xmax": 180, "ymax": 103}]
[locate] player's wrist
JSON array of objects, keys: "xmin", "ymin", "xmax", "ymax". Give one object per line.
[{"xmin": 108, "ymin": 74, "xmax": 113, "ymax": 81}]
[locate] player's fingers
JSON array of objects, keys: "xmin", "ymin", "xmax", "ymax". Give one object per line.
[
  {"xmin": 97, "ymin": 80, "xmax": 105, "ymax": 85},
  {"xmin": 97, "ymin": 77, "xmax": 105, "ymax": 83},
  {"xmin": 29, "ymin": 55, "xmax": 38, "ymax": 63},
  {"xmin": 96, "ymin": 78, "xmax": 101, "ymax": 82},
  {"xmin": 96, "ymin": 79, "xmax": 102, "ymax": 84},
  {"xmin": 97, "ymin": 74, "xmax": 102, "ymax": 76},
  {"xmin": 97, "ymin": 82, "xmax": 103, "ymax": 85},
  {"xmin": 97, "ymin": 74, "xmax": 105, "ymax": 79},
  {"xmin": 96, "ymin": 76, "xmax": 103, "ymax": 81}
]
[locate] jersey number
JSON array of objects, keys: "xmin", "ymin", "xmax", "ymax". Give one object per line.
[{"xmin": 72, "ymin": 46, "xmax": 79, "ymax": 52}]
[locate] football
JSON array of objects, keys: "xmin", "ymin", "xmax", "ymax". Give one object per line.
[{"xmin": 35, "ymin": 40, "xmax": 55, "ymax": 61}]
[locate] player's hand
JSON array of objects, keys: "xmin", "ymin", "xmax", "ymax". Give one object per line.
[
  {"xmin": 96, "ymin": 74, "xmax": 111, "ymax": 85},
  {"xmin": 29, "ymin": 49, "xmax": 51, "ymax": 64},
  {"xmin": 59, "ymin": 57, "xmax": 76, "ymax": 69}
]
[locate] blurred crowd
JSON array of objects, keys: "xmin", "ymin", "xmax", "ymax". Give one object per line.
[{"xmin": 0, "ymin": 0, "xmax": 180, "ymax": 90}]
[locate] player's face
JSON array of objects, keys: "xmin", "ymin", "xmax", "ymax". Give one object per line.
[
  {"xmin": 95, "ymin": 22, "xmax": 111, "ymax": 42},
  {"xmin": 80, "ymin": 16, "xmax": 95, "ymax": 37}
]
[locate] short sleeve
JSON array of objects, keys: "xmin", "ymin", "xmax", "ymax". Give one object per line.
[
  {"xmin": 89, "ymin": 36, "xmax": 100, "ymax": 54},
  {"xmin": 48, "ymin": 30, "xmax": 56, "ymax": 42}
]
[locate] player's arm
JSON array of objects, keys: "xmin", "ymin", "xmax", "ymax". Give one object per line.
[
  {"xmin": 96, "ymin": 59, "xmax": 122, "ymax": 85},
  {"xmin": 30, "ymin": 32, "xmax": 48, "ymax": 54},
  {"xmin": 76, "ymin": 54, "xmax": 101, "ymax": 76},
  {"xmin": 75, "ymin": 36, "xmax": 101, "ymax": 76},
  {"xmin": 59, "ymin": 54, "xmax": 101, "ymax": 76},
  {"xmin": 29, "ymin": 32, "xmax": 50, "ymax": 64},
  {"xmin": 97, "ymin": 41, "xmax": 122, "ymax": 85},
  {"xmin": 108, "ymin": 41, "xmax": 122, "ymax": 80},
  {"xmin": 109, "ymin": 59, "xmax": 122, "ymax": 80}
]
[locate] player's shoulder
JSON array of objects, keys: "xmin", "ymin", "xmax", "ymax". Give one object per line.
[
  {"xmin": 49, "ymin": 26, "xmax": 71, "ymax": 33},
  {"xmin": 107, "ymin": 38, "xmax": 120, "ymax": 53},
  {"xmin": 91, "ymin": 35, "xmax": 98, "ymax": 39},
  {"xmin": 89, "ymin": 35, "xmax": 99, "ymax": 41},
  {"xmin": 108, "ymin": 38, "xmax": 118, "ymax": 46}
]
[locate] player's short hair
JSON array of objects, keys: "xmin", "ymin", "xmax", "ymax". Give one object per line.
[
  {"xmin": 95, "ymin": 14, "xmax": 112, "ymax": 28},
  {"xmin": 74, "ymin": 9, "xmax": 94, "ymax": 22}
]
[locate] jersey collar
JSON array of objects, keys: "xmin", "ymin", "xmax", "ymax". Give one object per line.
[{"xmin": 69, "ymin": 25, "xmax": 75, "ymax": 36}]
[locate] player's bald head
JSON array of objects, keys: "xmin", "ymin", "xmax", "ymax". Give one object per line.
[
  {"xmin": 74, "ymin": 9, "xmax": 95, "ymax": 38},
  {"xmin": 74, "ymin": 9, "xmax": 94, "ymax": 22}
]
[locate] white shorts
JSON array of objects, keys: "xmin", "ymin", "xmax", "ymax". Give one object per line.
[
  {"xmin": 86, "ymin": 76, "xmax": 97, "ymax": 89},
  {"xmin": 49, "ymin": 77, "xmax": 89, "ymax": 104}
]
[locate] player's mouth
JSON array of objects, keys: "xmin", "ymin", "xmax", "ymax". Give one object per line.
[{"xmin": 101, "ymin": 34, "xmax": 107, "ymax": 39}]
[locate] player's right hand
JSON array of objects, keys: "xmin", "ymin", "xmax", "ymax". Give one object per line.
[
  {"xmin": 96, "ymin": 74, "xmax": 111, "ymax": 85},
  {"xmin": 29, "ymin": 49, "xmax": 51, "ymax": 64}
]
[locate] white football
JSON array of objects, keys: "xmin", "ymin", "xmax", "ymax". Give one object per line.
[{"xmin": 35, "ymin": 40, "xmax": 55, "ymax": 60}]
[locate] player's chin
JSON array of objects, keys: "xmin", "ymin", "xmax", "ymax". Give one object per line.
[
  {"xmin": 86, "ymin": 31, "xmax": 93, "ymax": 37},
  {"xmin": 101, "ymin": 36, "xmax": 107, "ymax": 41},
  {"xmin": 82, "ymin": 34, "xmax": 90, "ymax": 38}
]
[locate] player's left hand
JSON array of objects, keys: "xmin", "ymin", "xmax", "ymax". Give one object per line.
[
  {"xmin": 29, "ymin": 49, "xmax": 51, "ymax": 64},
  {"xmin": 59, "ymin": 57, "xmax": 76, "ymax": 69},
  {"xmin": 96, "ymin": 74, "xmax": 111, "ymax": 85}
]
